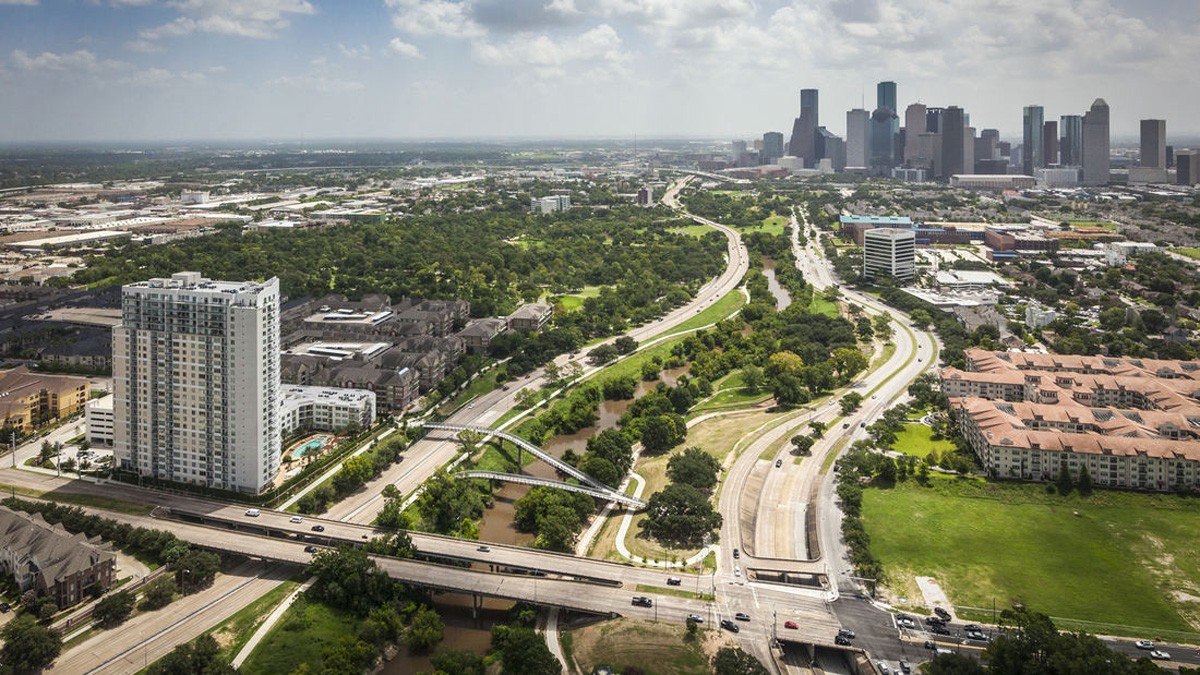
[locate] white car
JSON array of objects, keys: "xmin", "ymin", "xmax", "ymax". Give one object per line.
[
  {"xmin": 289, "ymin": 515, "xmax": 303, "ymax": 524},
  {"xmin": 1149, "ymin": 650, "xmax": 1170, "ymax": 660},
  {"xmin": 1135, "ymin": 640, "xmax": 1154, "ymax": 650}
]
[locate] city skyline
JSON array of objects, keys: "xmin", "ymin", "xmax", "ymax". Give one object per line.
[{"xmin": 0, "ymin": 0, "xmax": 1197, "ymax": 142}]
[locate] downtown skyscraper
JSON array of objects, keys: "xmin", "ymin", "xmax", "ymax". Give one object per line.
[
  {"xmin": 113, "ymin": 272, "xmax": 282, "ymax": 493},
  {"xmin": 1082, "ymin": 98, "xmax": 1110, "ymax": 185},
  {"xmin": 1023, "ymin": 105, "xmax": 1045, "ymax": 175}
]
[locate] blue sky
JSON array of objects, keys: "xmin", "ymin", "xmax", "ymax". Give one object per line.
[{"xmin": 0, "ymin": 0, "xmax": 1197, "ymax": 143}]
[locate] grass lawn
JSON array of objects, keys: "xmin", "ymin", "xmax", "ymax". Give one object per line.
[
  {"xmin": 635, "ymin": 584, "xmax": 714, "ymax": 602},
  {"xmin": 693, "ymin": 370, "xmax": 771, "ymax": 413},
  {"xmin": 564, "ymin": 618, "xmax": 721, "ymax": 675},
  {"xmin": 0, "ymin": 483, "xmax": 154, "ymax": 516},
  {"xmin": 892, "ymin": 423, "xmax": 955, "ymax": 459},
  {"xmin": 437, "ymin": 365, "xmax": 500, "ymax": 416},
  {"xmin": 670, "ymin": 223, "xmax": 717, "ymax": 238},
  {"xmin": 753, "ymin": 214, "xmax": 789, "ymax": 236},
  {"xmin": 654, "ymin": 289, "xmax": 746, "ymax": 341},
  {"xmin": 551, "ymin": 285, "xmax": 604, "ymax": 312},
  {"xmin": 1068, "ymin": 220, "xmax": 1119, "ymax": 231},
  {"xmin": 862, "ymin": 477, "xmax": 1200, "ymax": 634},
  {"xmin": 1175, "ymin": 248, "xmax": 1200, "ymax": 261},
  {"xmin": 210, "ymin": 578, "xmax": 301, "ymax": 663},
  {"xmin": 808, "ymin": 293, "xmax": 840, "ymax": 318},
  {"xmin": 238, "ymin": 595, "xmax": 359, "ymax": 675}
]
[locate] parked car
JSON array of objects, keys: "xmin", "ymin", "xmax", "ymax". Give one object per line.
[
  {"xmin": 775, "ymin": 459, "xmax": 783, "ymax": 468},
  {"xmin": 924, "ymin": 641, "xmax": 937, "ymax": 650},
  {"xmin": 1135, "ymin": 640, "xmax": 1155, "ymax": 650},
  {"xmin": 720, "ymin": 619, "xmax": 740, "ymax": 633},
  {"xmin": 899, "ymin": 660, "xmax": 912, "ymax": 674},
  {"xmin": 925, "ymin": 616, "xmax": 946, "ymax": 626},
  {"xmin": 289, "ymin": 515, "xmax": 303, "ymax": 523},
  {"xmin": 1150, "ymin": 650, "xmax": 1171, "ymax": 660},
  {"xmin": 930, "ymin": 625, "xmax": 951, "ymax": 636},
  {"xmin": 310, "ymin": 525, "xmax": 325, "ymax": 532},
  {"xmin": 734, "ymin": 613, "xmax": 750, "ymax": 622},
  {"xmin": 934, "ymin": 607, "xmax": 952, "ymax": 620},
  {"xmin": 966, "ymin": 630, "xmax": 988, "ymax": 641},
  {"xmin": 835, "ymin": 635, "xmax": 852, "ymax": 646},
  {"xmin": 631, "ymin": 596, "xmax": 653, "ymax": 607},
  {"xmin": 784, "ymin": 621, "xmax": 799, "ymax": 629},
  {"xmin": 304, "ymin": 545, "xmax": 319, "ymax": 553},
  {"xmin": 838, "ymin": 628, "xmax": 856, "ymax": 639},
  {"xmin": 897, "ymin": 617, "xmax": 916, "ymax": 629},
  {"xmin": 876, "ymin": 663, "xmax": 889, "ymax": 675}
]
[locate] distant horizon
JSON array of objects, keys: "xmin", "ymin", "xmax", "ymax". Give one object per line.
[{"xmin": 1, "ymin": 1, "xmax": 1197, "ymax": 144}]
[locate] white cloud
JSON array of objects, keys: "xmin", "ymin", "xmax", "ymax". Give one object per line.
[
  {"xmin": 140, "ymin": 0, "xmax": 315, "ymax": 41},
  {"xmin": 124, "ymin": 39, "xmax": 164, "ymax": 53},
  {"xmin": 338, "ymin": 43, "xmax": 371, "ymax": 59},
  {"xmin": 386, "ymin": 0, "xmax": 485, "ymax": 38},
  {"xmin": 267, "ymin": 73, "xmax": 366, "ymax": 92},
  {"xmin": 0, "ymin": 0, "xmax": 39, "ymax": 5},
  {"xmin": 10, "ymin": 49, "xmax": 120, "ymax": 73},
  {"xmin": 473, "ymin": 24, "xmax": 627, "ymax": 79},
  {"xmin": 387, "ymin": 38, "xmax": 423, "ymax": 59}
]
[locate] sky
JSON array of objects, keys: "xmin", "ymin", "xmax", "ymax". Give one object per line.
[{"xmin": 0, "ymin": 0, "xmax": 1197, "ymax": 144}]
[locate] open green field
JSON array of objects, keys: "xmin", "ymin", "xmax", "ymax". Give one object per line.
[
  {"xmin": 753, "ymin": 214, "xmax": 789, "ymax": 236},
  {"xmin": 209, "ymin": 579, "xmax": 301, "ymax": 663},
  {"xmin": 655, "ymin": 289, "xmax": 746, "ymax": 340},
  {"xmin": 238, "ymin": 596, "xmax": 359, "ymax": 675},
  {"xmin": 669, "ymin": 223, "xmax": 717, "ymax": 238},
  {"xmin": 1068, "ymin": 220, "xmax": 1119, "ymax": 231},
  {"xmin": 564, "ymin": 618, "xmax": 721, "ymax": 675},
  {"xmin": 692, "ymin": 370, "xmax": 771, "ymax": 413},
  {"xmin": 551, "ymin": 285, "xmax": 604, "ymax": 312},
  {"xmin": 892, "ymin": 423, "xmax": 954, "ymax": 459},
  {"xmin": 1175, "ymin": 248, "xmax": 1200, "ymax": 261},
  {"xmin": 862, "ymin": 477, "xmax": 1200, "ymax": 634},
  {"xmin": 808, "ymin": 294, "xmax": 839, "ymax": 318}
]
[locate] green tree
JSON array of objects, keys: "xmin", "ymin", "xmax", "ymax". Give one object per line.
[
  {"xmin": 0, "ymin": 615, "xmax": 61, "ymax": 672},
  {"xmin": 790, "ymin": 434, "xmax": 815, "ymax": 455},
  {"xmin": 640, "ymin": 483, "xmax": 723, "ymax": 546},
  {"xmin": 923, "ymin": 652, "xmax": 987, "ymax": 674},
  {"xmin": 491, "ymin": 625, "xmax": 561, "ymax": 675},
  {"xmin": 873, "ymin": 313, "xmax": 893, "ymax": 340},
  {"xmin": 666, "ymin": 447, "xmax": 721, "ymax": 490},
  {"xmin": 416, "ymin": 470, "xmax": 486, "ymax": 534},
  {"xmin": 614, "ymin": 336, "xmax": 638, "ymax": 354},
  {"xmin": 713, "ymin": 646, "xmax": 769, "ymax": 675},
  {"xmin": 831, "ymin": 347, "xmax": 869, "ymax": 382},
  {"xmin": 148, "ymin": 633, "xmax": 235, "ymax": 675},
  {"xmin": 741, "ymin": 364, "xmax": 764, "ymax": 393},
  {"xmin": 909, "ymin": 309, "xmax": 933, "ymax": 329},
  {"xmin": 307, "ymin": 546, "xmax": 396, "ymax": 616},
  {"xmin": 174, "ymin": 549, "xmax": 220, "ymax": 593},
  {"xmin": 840, "ymin": 392, "xmax": 864, "ymax": 414},
  {"xmin": 640, "ymin": 414, "xmax": 687, "ymax": 455},
  {"xmin": 93, "ymin": 590, "xmax": 135, "ymax": 628},
  {"xmin": 1056, "ymin": 458, "xmax": 1074, "ymax": 495},
  {"xmin": 140, "ymin": 576, "xmax": 177, "ymax": 610},
  {"xmin": 407, "ymin": 605, "xmax": 445, "ymax": 654},
  {"xmin": 1077, "ymin": 463, "xmax": 1094, "ymax": 496},
  {"xmin": 431, "ymin": 649, "xmax": 486, "ymax": 675},
  {"xmin": 587, "ymin": 343, "xmax": 618, "ymax": 365}
]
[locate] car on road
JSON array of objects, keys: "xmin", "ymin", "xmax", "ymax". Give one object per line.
[
  {"xmin": 835, "ymin": 635, "xmax": 852, "ymax": 646},
  {"xmin": 963, "ymin": 624, "xmax": 982, "ymax": 632},
  {"xmin": 735, "ymin": 613, "xmax": 750, "ymax": 621},
  {"xmin": 289, "ymin": 516, "xmax": 303, "ymax": 523},
  {"xmin": 930, "ymin": 625, "xmax": 951, "ymax": 636},
  {"xmin": 304, "ymin": 545, "xmax": 319, "ymax": 553},
  {"xmin": 966, "ymin": 630, "xmax": 988, "ymax": 641},
  {"xmin": 476, "ymin": 545, "xmax": 490, "ymax": 553},
  {"xmin": 1150, "ymin": 650, "xmax": 1171, "ymax": 660},
  {"xmin": 934, "ymin": 607, "xmax": 952, "ymax": 620},
  {"xmin": 720, "ymin": 619, "xmax": 740, "ymax": 633},
  {"xmin": 924, "ymin": 640, "xmax": 937, "ymax": 650},
  {"xmin": 311, "ymin": 525, "xmax": 325, "ymax": 532},
  {"xmin": 1135, "ymin": 640, "xmax": 1155, "ymax": 650},
  {"xmin": 667, "ymin": 577, "xmax": 682, "ymax": 586},
  {"xmin": 734, "ymin": 567, "xmax": 741, "ymax": 577},
  {"xmin": 732, "ymin": 548, "xmax": 740, "ymax": 559},
  {"xmin": 876, "ymin": 661, "xmax": 889, "ymax": 674},
  {"xmin": 631, "ymin": 596, "xmax": 653, "ymax": 607},
  {"xmin": 784, "ymin": 621, "xmax": 798, "ymax": 630},
  {"xmin": 686, "ymin": 613, "xmax": 703, "ymax": 623},
  {"xmin": 244, "ymin": 508, "xmax": 260, "ymax": 517},
  {"xmin": 838, "ymin": 628, "xmax": 856, "ymax": 639},
  {"xmin": 924, "ymin": 616, "xmax": 946, "ymax": 626},
  {"xmin": 842, "ymin": 423, "xmax": 850, "ymax": 429},
  {"xmin": 899, "ymin": 660, "xmax": 912, "ymax": 674},
  {"xmin": 775, "ymin": 459, "xmax": 783, "ymax": 468}
]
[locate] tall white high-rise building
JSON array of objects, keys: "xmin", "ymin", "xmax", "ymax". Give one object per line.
[
  {"xmin": 862, "ymin": 228, "xmax": 916, "ymax": 282},
  {"xmin": 113, "ymin": 272, "xmax": 281, "ymax": 493}
]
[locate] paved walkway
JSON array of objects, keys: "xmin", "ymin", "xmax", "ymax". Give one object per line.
[
  {"xmin": 612, "ymin": 472, "xmax": 717, "ymax": 568},
  {"xmin": 231, "ymin": 575, "xmax": 317, "ymax": 669}
]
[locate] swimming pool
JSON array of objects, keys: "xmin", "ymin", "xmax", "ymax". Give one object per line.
[{"xmin": 289, "ymin": 435, "xmax": 332, "ymax": 459}]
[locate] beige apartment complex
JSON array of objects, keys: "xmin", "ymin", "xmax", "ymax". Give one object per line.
[{"xmin": 942, "ymin": 348, "xmax": 1200, "ymax": 491}]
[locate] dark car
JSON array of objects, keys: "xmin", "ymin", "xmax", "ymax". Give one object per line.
[
  {"xmin": 964, "ymin": 624, "xmax": 982, "ymax": 632},
  {"xmin": 930, "ymin": 625, "xmax": 951, "ymax": 636},
  {"xmin": 304, "ymin": 545, "xmax": 319, "ymax": 553},
  {"xmin": 667, "ymin": 577, "xmax": 682, "ymax": 586},
  {"xmin": 0, "ymin": 602, "xmax": 9, "ymax": 613},
  {"xmin": 735, "ymin": 612, "xmax": 750, "ymax": 621},
  {"xmin": 732, "ymin": 548, "xmax": 740, "ymax": 559},
  {"xmin": 925, "ymin": 616, "xmax": 946, "ymax": 626},
  {"xmin": 775, "ymin": 459, "xmax": 783, "ymax": 468},
  {"xmin": 720, "ymin": 619, "xmax": 740, "ymax": 633},
  {"xmin": 835, "ymin": 635, "xmax": 852, "ymax": 646},
  {"xmin": 934, "ymin": 607, "xmax": 952, "ymax": 620},
  {"xmin": 310, "ymin": 525, "xmax": 325, "ymax": 532},
  {"xmin": 838, "ymin": 628, "xmax": 856, "ymax": 639},
  {"xmin": 632, "ymin": 596, "xmax": 653, "ymax": 607},
  {"xmin": 899, "ymin": 660, "xmax": 912, "ymax": 674},
  {"xmin": 924, "ymin": 640, "xmax": 937, "ymax": 650}
]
